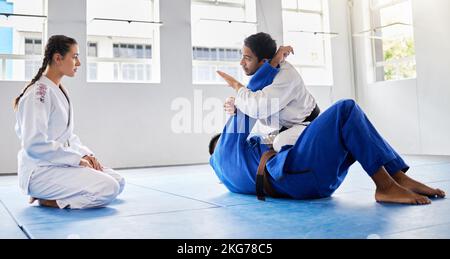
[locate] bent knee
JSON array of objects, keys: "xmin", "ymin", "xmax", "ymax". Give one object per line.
[
  {"xmin": 81, "ymin": 178, "xmax": 120, "ymax": 208},
  {"xmin": 335, "ymin": 99, "xmax": 357, "ymax": 117},
  {"xmin": 97, "ymin": 179, "xmax": 120, "ymax": 202},
  {"xmin": 337, "ymin": 99, "xmax": 356, "ymax": 108},
  {"xmin": 116, "ymin": 175, "xmax": 126, "ymax": 195}
]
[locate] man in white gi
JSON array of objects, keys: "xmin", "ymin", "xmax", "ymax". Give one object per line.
[{"xmin": 217, "ymin": 32, "xmax": 320, "ymax": 152}]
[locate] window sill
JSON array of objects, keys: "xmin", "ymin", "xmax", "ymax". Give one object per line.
[{"xmin": 368, "ymin": 77, "xmax": 417, "ymax": 87}]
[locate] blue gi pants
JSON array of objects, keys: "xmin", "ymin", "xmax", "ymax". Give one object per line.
[{"xmin": 270, "ymin": 99, "xmax": 409, "ymax": 199}]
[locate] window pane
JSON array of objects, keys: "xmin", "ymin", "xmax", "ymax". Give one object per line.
[
  {"xmin": 371, "ymin": 0, "xmax": 416, "ymax": 81},
  {"xmin": 282, "ymin": 0, "xmax": 298, "ymax": 10},
  {"xmin": 136, "ymin": 45, "xmax": 144, "ymax": 58},
  {"xmin": 379, "ymin": 1, "xmax": 413, "ymax": 26},
  {"xmin": 299, "ymin": 0, "xmax": 322, "ymax": 11},
  {"xmin": 34, "ymin": 40, "xmax": 42, "ymax": 55},
  {"xmin": 25, "ymin": 39, "xmax": 34, "ymax": 55},
  {"xmin": 145, "ymin": 64, "xmax": 151, "ymax": 80},
  {"xmin": 128, "ymin": 44, "xmax": 135, "ymax": 58},
  {"xmin": 282, "ymin": 0, "xmax": 322, "ymax": 11},
  {"xmin": 145, "ymin": 45, "xmax": 152, "ymax": 59},
  {"xmin": 377, "ymin": 60, "xmax": 416, "ymax": 81},
  {"xmin": 25, "ymin": 60, "xmax": 40, "ymax": 80},
  {"xmin": 87, "ymin": 42, "xmax": 97, "ymax": 57},
  {"xmin": 0, "ymin": 0, "xmax": 47, "ymax": 81},
  {"xmin": 191, "ymin": 0, "xmax": 256, "ymax": 83},
  {"xmin": 113, "ymin": 44, "xmax": 119, "ymax": 57},
  {"xmin": 136, "ymin": 64, "xmax": 144, "ymax": 80},
  {"xmin": 282, "ymin": 0, "xmax": 333, "ymax": 85},
  {"xmin": 283, "ymin": 11, "xmax": 324, "ymax": 64},
  {"xmin": 372, "ymin": 0, "xmax": 394, "ymax": 8},
  {"xmin": 88, "ymin": 63, "xmax": 98, "ymax": 81},
  {"xmin": 210, "ymin": 48, "xmax": 217, "ymax": 60},
  {"xmin": 87, "ymin": 0, "xmax": 159, "ymax": 82}
]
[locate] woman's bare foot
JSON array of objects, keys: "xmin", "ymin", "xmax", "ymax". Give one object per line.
[
  {"xmin": 28, "ymin": 197, "xmax": 59, "ymax": 208},
  {"xmin": 375, "ymin": 181, "xmax": 431, "ymax": 205},
  {"xmin": 392, "ymin": 172, "xmax": 446, "ymax": 198}
]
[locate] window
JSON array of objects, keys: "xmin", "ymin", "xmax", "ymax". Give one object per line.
[
  {"xmin": 191, "ymin": 0, "xmax": 257, "ymax": 84},
  {"xmin": 370, "ymin": 0, "xmax": 416, "ymax": 81},
  {"xmin": 24, "ymin": 38, "xmax": 42, "ymax": 79},
  {"xmin": 87, "ymin": 42, "xmax": 98, "ymax": 81},
  {"xmin": 281, "ymin": 0, "xmax": 333, "ymax": 85},
  {"xmin": 86, "ymin": 0, "xmax": 160, "ymax": 83},
  {"xmin": 112, "ymin": 43, "xmax": 152, "ymax": 81},
  {"xmin": 192, "ymin": 46, "xmax": 242, "ymax": 83},
  {"xmin": 87, "ymin": 42, "xmax": 97, "ymax": 57},
  {"xmin": 0, "ymin": 0, "xmax": 47, "ymax": 81}
]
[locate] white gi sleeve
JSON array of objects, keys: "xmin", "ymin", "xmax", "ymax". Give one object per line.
[
  {"xmin": 20, "ymin": 85, "xmax": 82, "ymax": 166},
  {"xmin": 234, "ymin": 70, "xmax": 298, "ymax": 119},
  {"xmin": 69, "ymin": 134, "xmax": 94, "ymax": 157}
]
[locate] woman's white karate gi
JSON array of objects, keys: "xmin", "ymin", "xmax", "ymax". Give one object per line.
[{"xmin": 14, "ymin": 35, "xmax": 124, "ymax": 209}]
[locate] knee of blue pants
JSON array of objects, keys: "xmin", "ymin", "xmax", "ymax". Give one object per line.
[
  {"xmin": 331, "ymin": 99, "xmax": 357, "ymax": 122},
  {"xmin": 337, "ymin": 99, "xmax": 357, "ymax": 112}
]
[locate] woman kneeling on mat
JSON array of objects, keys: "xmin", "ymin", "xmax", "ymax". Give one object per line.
[{"xmin": 14, "ymin": 35, "xmax": 125, "ymax": 209}]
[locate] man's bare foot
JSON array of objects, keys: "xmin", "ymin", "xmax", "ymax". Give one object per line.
[
  {"xmin": 375, "ymin": 181, "xmax": 431, "ymax": 205},
  {"xmin": 28, "ymin": 197, "xmax": 59, "ymax": 208},
  {"xmin": 393, "ymin": 172, "xmax": 446, "ymax": 198}
]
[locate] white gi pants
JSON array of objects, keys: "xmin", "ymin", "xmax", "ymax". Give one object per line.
[
  {"xmin": 28, "ymin": 166, "xmax": 125, "ymax": 209},
  {"xmin": 272, "ymin": 124, "xmax": 307, "ymax": 152}
]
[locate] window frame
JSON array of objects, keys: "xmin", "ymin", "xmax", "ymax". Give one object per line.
[
  {"xmin": 0, "ymin": 0, "xmax": 47, "ymax": 81},
  {"xmin": 86, "ymin": 0, "xmax": 160, "ymax": 83},
  {"xmin": 191, "ymin": 0, "xmax": 256, "ymax": 84},
  {"xmin": 281, "ymin": 0, "xmax": 334, "ymax": 86},
  {"xmin": 282, "ymin": 0, "xmax": 328, "ymax": 68},
  {"xmin": 369, "ymin": 0, "xmax": 416, "ymax": 82}
]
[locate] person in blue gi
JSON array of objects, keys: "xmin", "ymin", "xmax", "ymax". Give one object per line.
[
  {"xmin": 13, "ymin": 35, "xmax": 125, "ymax": 209},
  {"xmin": 217, "ymin": 32, "xmax": 320, "ymax": 152},
  {"xmin": 209, "ymin": 51, "xmax": 445, "ymax": 205}
]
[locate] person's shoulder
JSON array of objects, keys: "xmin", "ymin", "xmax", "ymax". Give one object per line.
[
  {"xmin": 35, "ymin": 78, "xmax": 54, "ymax": 104},
  {"xmin": 278, "ymin": 61, "xmax": 299, "ymax": 76},
  {"xmin": 274, "ymin": 61, "xmax": 302, "ymax": 83},
  {"xmin": 23, "ymin": 78, "xmax": 55, "ymax": 105}
]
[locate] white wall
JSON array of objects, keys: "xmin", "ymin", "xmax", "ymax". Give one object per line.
[
  {"xmin": 0, "ymin": 0, "xmax": 357, "ymax": 174},
  {"xmin": 412, "ymin": 0, "xmax": 450, "ymax": 155},
  {"xmin": 350, "ymin": 0, "xmax": 450, "ymax": 156}
]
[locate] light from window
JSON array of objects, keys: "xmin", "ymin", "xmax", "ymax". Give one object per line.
[
  {"xmin": 0, "ymin": 0, "xmax": 47, "ymax": 81},
  {"xmin": 86, "ymin": 0, "xmax": 159, "ymax": 83},
  {"xmin": 24, "ymin": 38, "xmax": 42, "ymax": 79},
  {"xmin": 87, "ymin": 42, "xmax": 98, "ymax": 80},
  {"xmin": 281, "ymin": 0, "xmax": 333, "ymax": 86},
  {"xmin": 191, "ymin": 0, "xmax": 257, "ymax": 84},
  {"xmin": 371, "ymin": 0, "xmax": 416, "ymax": 82},
  {"xmin": 111, "ymin": 43, "xmax": 152, "ymax": 81}
]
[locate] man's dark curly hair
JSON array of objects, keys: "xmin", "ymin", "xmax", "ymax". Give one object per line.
[
  {"xmin": 244, "ymin": 32, "xmax": 277, "ymax": 62},
  {"xmin": 208, "ymin": 134, "xmax": 221, "ymax": 155}
]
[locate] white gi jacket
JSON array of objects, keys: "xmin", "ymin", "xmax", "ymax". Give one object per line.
[
  {"xmin": 235, "ymin": 61, "xmax": 317, "ymax": 129},
  {"xmin": 15, "ymin": 76, "xmax": 93, "ymax": 193}
]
